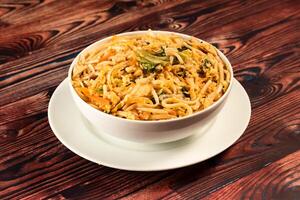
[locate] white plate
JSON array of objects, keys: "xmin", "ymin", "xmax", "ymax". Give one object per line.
[{"xmin": 48, "ymin": 78, "xmax": 251, "ymax": 171}]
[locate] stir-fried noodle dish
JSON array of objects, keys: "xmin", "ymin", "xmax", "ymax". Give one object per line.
[{"xmin": 72, "ymin": 31, "xmax": 231, "ymax": 120}]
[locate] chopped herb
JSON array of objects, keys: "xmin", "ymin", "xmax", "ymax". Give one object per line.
[
  {"xmin": 173, "ymin": 57, "xmax": 180, "ymax": 65},
  {"xmin": 96, "ymin": 87, "xmax": 103, "ymax": 94},
  {"xmin": 136, "ymin": 49, "xmax": 168, "ymax": 65},
  {"xmin": 153, "ymin": 48, "xmax": 166, "ymax": 57},
  {"xmin": 202, "ymin": 58, "xmax": 212, "ymax": 68},
  {"xmin": 181, "ymin": 87, "xmax": 190, "ymax": 98},
  {"xmin": 197, "ymin": 58, "xmax": 211, "ymax": 77},
  {"xmin": 178, "ymin": 46, "xmax": 189, "ymax": 52},
  {"xmin": 140, "ymin": 62, "xmax": 157, "ymax": 74},
  {"xmin": 136, "ymin": 48, "xmax": 168, "ymax": 74}
]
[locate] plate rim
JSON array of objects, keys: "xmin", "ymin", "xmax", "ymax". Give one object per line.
[{"xmin": 48, "ymin": 78, "xmax": 251, "ymax": 171}]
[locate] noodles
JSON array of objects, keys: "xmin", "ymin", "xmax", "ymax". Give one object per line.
[{"xmin": 72, "ymin": 31, "xmax": 231, "ymax": 120}]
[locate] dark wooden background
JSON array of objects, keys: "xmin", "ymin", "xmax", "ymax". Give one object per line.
[{"xmin": 0, "ymin": 0, "xmax": 299, "ymax": 199}]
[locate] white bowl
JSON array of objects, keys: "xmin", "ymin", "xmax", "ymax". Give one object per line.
[{"xmin": 68, "ymin": 31, "xmax": 234, "ymax": 144}]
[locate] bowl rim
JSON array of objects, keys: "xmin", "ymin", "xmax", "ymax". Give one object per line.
[{"xmin": 68, "ymin": 30, "xmax": 234, "ymax": 124}]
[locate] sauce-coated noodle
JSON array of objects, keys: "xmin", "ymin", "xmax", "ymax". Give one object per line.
[{"xmin": 72, "ymin": 31, "xmax": 230, "ymax": 120}]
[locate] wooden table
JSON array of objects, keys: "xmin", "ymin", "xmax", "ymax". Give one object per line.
[{"xmin": 0, "ymin": 0, "xmax": 299, "ymax": 199}]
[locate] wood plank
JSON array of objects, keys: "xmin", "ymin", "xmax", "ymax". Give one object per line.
[
  {"xmin": 0, "ymin": 0, "xmax": 299, "ymax": 199},
  {"xmin": 203, "ymin": 151, "xmax": 300, "ymax": 200}
]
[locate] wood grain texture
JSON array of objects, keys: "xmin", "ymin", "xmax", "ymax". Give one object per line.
[{"xmin": 0, "ymin": 0, "xmax": 299, "ymax": 199}]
